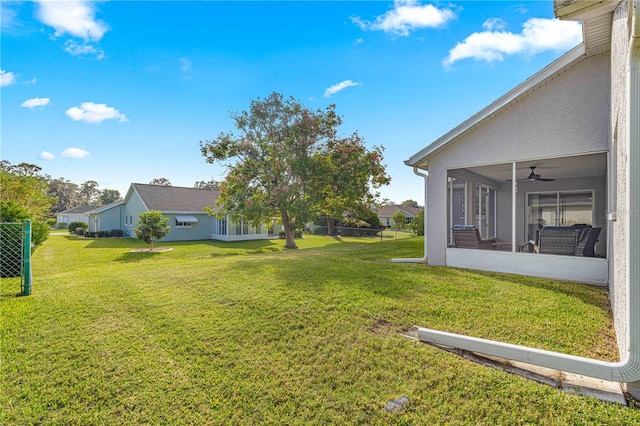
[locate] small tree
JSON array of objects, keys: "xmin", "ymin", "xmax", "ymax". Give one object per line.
[
  {"xmin": 134, "ymin": 211, "xmax": 170, "ymax": 250},
  {"xmin": 99, "ymin": 189, "xmax": 121, "ymax": 205},
  {"xmin": 408, "ymin": 209, "xmax": 424, "ymax": 236},
  {"xmin": 194, "ymin": 179, "xmax": 220, "ymax": 190},
  {"xmin": 401, "ymin": 199, "xmax": 420, "ymax": 208},
  {"xmin": 391, "ymin": 210, "xmax": 406, "ymax": 239},
  {"xmin": 149, "ymin": 178, "xmax": 172, "ymax": 186}
]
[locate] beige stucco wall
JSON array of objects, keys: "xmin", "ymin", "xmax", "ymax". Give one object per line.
[
  {"xmin": 610, "ymin": 0, "xmax": 631, "ymax": 357},
  {"xmin": 426, "ymin": 52, "xmax": 611, "ymax": 265},
  {"xmin": 608, "ymin": 0, "xmax": 640, "ymax": 398}
]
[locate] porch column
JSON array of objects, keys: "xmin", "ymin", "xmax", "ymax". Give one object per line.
[{"xmin": 512, "ymin": 161, "xmax": 517, "ymax": 253}]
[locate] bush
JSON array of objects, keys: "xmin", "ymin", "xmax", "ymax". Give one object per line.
[
  {"xmin": 76, "ymin": 228, "xmax": 87, "ymax": 236},
  {"xmin": 68, "ymin": 221, "xmax": 88, "ymax": 234},
  {"xmin": 46, "ymin": 218, "xmax": 57, "ymax": 227},
  {"xmin": 408, "ymin": 209, "xmax": 424, "ymax": 236},
  {"xmin": 31, "ymin": 221, "xmax": 50, "ymax": 247},
  {"xmin": 56, "ymin": 222, "xmax": 68, "ymax": 229},
  {"xmin": 110, "ymin": 229, "xmax": 124, "ymax": 237}
]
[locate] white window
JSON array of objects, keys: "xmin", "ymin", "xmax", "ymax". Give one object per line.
[
  {"xmin": 175, "ymin": 216, "xmax": 198, "ymax": 228},
  {"xmin": 526, "ymin": 191, "xmax": 594, "ymax": 241}
]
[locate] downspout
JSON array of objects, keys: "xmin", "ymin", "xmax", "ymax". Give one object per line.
[
  {"xmin": 392, "ymin": 167, "xmax": 428, "ymax": 263},
  {"xmin": 418, "ymin": 2, "xmax": 640, "ymax": 383}
]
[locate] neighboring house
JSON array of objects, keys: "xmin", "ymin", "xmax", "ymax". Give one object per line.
[
  {"xmin": 85, "ymin": 183, "xmax": 277, "ymax": 242},
  {"xmin": 376, "ymin": 205, "xmax": 421, "ymax": 228},
  {"xmin": 56, "ymin": 206, "xmax": 94, "ymax": 225},
  {"xmin": 406, "ymin": 0, "xmax": 640, "ymax": 395}
]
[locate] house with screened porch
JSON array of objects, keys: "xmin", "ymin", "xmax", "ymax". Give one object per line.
[
  {"xmin": 406, "ymin": 23, "xmax": 612, "ymax": 285},
  {"xmin": 86, "ymin": 183, "xmax": 277, "ymax": 242},
  {"xmin": 406, "ymin": 0, "xmax": 640, "ymax": 398}
]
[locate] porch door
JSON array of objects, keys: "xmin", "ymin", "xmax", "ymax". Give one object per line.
[
  {"xmin": 526, "ymin": 191, "xmax": 594, "ymax": 241},
  {"xmin": 475, "ymin": 184, "xmax": 496, "ymax": 239},
  {"xmin": 447, "ymin": 177, "xmax": 467, "ymax": 245}
]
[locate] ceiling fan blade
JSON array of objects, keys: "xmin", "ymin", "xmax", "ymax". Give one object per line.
[{"xmin": 536, "ymin": 177, "xmax": 555, "ymax": 182}]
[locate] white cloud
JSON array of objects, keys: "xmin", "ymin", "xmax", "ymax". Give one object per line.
[
  {"xmin": 483, "ymin": 18, "xmax": 507, "ymax": 31},
  {"xmin": 179, "ymin": 57, "xmax": 192, "ymax": 73},
  {"xmin": 35, "ymin": 0, "xmax": 108, "ymax": 42},
  {"xmin": 20, "ymin": 97, "xmax": 51, "ymax": 109},
  {"xmin": 66, "ymin": 102, "xmax": 128, "ymax": 124},
  {"xmin": 64, "ymin": 40, "xmax": 105, "ymax": 59},
  {"xmin": 1, "ymin": 69, "xmax": 17, "ymax": 87},
  {"xmin": 40, "ymin": 151, "xmax": 55, "ymax": 160},
  {"xmin": 444, "ymin": 18, "xmax": 582, "ymax": 66},
  {"xmin": 61, "ymin": 148, "xmax": 90, "ymax": 159},
  {"xmin": 1, "ymin": 3, "xmax": 23, "ymax": 33},
  {"xmin": 34, "ymin": 0, "xmax": 108, "ymax": 59},
  {"xmin": 324, "ymin": 80, "xmax": 362, "ymax": 98},
  {"xmin": 352, "ymin": 0, "xmax": 456, "ymax": 37}
]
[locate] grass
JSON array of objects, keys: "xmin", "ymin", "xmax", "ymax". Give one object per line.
[{"xmin": 1, "ymin": 233, "xmax": 637, "ymax": 424}]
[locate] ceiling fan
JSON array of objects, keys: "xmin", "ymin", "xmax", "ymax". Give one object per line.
[{"xmin": 507, "ymin": 166, "xmax": 555, "ymax": 182}]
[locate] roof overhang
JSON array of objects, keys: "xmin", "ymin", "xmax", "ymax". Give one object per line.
[
  {"xmin": 555, "ymin": 0, "xmax": 622, "ymax": 57},
  {"xmin": 404, "ymin": 44, "xmax": 587, "ymax": 169},
  {"xmin": 554, "ymin": 0, "xmax": 621, "ymax": 21}
]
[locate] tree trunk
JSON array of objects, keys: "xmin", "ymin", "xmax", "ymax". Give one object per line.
[
  {"xmin": 280, "ymin": 209, "xmax": 298, "ymax": 249},
  {"xmin": 327, "ymin": 216, "xmax": 336, "ymax": 236}
]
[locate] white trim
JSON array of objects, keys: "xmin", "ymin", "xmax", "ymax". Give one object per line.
[{"xmin": 446, "ymin": 248, "xmax": 608, "ymax": 285}]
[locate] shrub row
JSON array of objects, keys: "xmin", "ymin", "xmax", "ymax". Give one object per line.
[
  {"xmin": 68, "ymin": 221, "xmax": 88, "ymax": 234},
  {"xmin": 79, "ymin": 229, "xmax": 125, "ymax": 238}
]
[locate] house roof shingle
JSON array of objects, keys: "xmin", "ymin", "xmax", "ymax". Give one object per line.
[
  {"xmin": 58, "ymin": 205, "xmax": 96, "ymax": 215},
  {"xmin": 130, "ymin": 183, "xmax": 219, "ymax": 212},
  {"xmin": 376, "ymin": 204, "xmax": 421, "ymax": 218}
]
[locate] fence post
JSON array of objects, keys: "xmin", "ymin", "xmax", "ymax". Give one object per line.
[{"xmin": 23, "ymin": 219, "xmax": 32, "ymax": 296}]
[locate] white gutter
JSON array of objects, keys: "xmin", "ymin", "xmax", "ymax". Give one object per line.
[
  {"xmin": 392, "ymin": 167, "xmax": 428, "ymax": 263},
  {"xmin": 419, "ymin": 2, "xmax": 640, "ymax": 383}
]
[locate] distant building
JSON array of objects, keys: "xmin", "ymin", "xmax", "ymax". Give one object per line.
[
  {"xmin": 56, "ymin": 206, "xmax": 94, "ymax": 225},
  {"xmin": 86, "ymin": 183, "xmax": 277, "ymax": 242},
  {"xmin": 376, "ymin": 205, "xmax": 421, "ymax": 228}
]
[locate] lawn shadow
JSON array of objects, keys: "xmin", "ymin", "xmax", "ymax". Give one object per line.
[
  {"xmin": 0, "ymin": 291, "xmax": 23, "ymax": 300},
  {"xmin": 115, "ymin": 251, "xmax": 165, "ymax": 263},
  {"xmin": 452, "ymin": 267, "xmax": 610, "ymax": 310},
  {"xmin": 0, "ymin": 277, "xmax": 24, "ymax": 300},
  {"xmin": 227, "ymin": 244, "xmax": 418, "ymax": 300}
]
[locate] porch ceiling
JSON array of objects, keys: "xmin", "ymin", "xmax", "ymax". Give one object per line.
[{"xmin": 462, "ymin": 153, "xmax": 607, "ymax": 182}]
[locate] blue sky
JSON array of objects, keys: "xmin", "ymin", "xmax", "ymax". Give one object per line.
[{"xmin": 1, "ymin": 0, "xmax": 582, "ymax": 204}]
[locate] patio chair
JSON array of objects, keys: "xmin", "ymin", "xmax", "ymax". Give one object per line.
[
  {"xmin": 535, "ymin": 229, "xmax": 578, "ymax": 256},
  {"xmin": 575, "ymin": 227, "xmax": 601, "ymax": 257},
  {"xmin": 451, "ymin": 226, "xmax": 497, "ymax": 250}
]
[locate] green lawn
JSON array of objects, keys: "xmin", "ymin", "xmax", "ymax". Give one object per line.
[{"xmin": 1, "ymin": 234, "xmax": 637, "ymax": 424}]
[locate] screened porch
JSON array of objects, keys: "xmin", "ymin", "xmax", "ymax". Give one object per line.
[{"xmin": 444, "ymin": 152, "xmax": 608, "ymax": 284}]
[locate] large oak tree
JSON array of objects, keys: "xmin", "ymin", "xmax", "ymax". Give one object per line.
[{"xmin": 200, "ymin": 93, "xmax": 389, "ymax": 248}]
